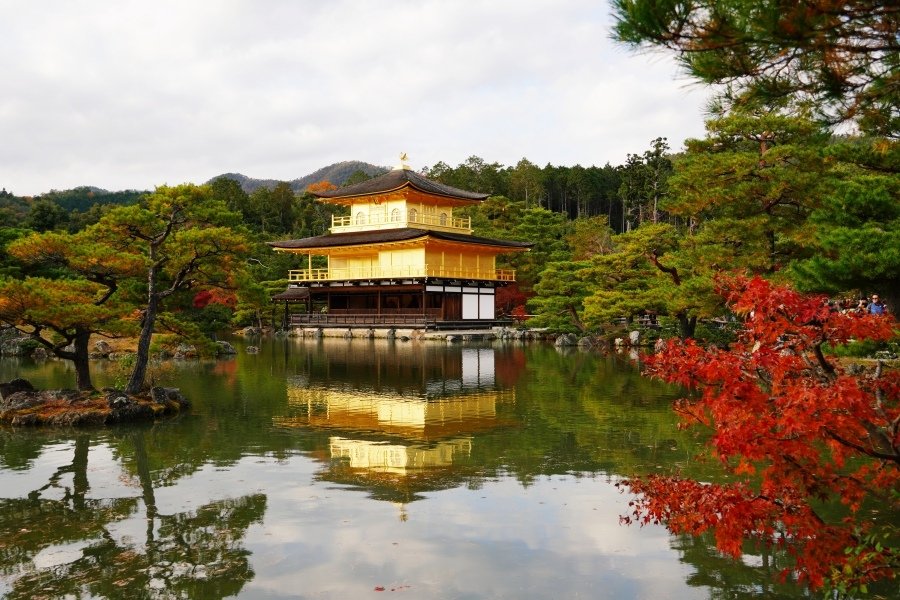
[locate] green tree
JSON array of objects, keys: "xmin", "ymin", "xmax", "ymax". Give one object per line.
[
  {"xmin": 342, "ymin": 169, "xmax": 372, "ymax": 187},
  {"xmin": 246, "ymin": 187, "xmax": 276, "ymax": 233},
  {"xmin": 25, "ymin": 199, "xmax": 68, "ymax": 232},
  {"xmin": 791, "ymin": 141, "xmax": 900, "ymax": 310},
  {"xmin": 270, "ymin": 181, "xmax": 297, "ymax": 234},
  {"xmin": 506, "ymin": 207, "xmax": 572, "ymax": 289},
  {"xmin": 0, "ymin": 189, "xmax": 31, "ymax": 226},
  {"xmin": 529, "ymin": 216, "xmax": 617, "ymax": 332},
  {"xmin": 569, "ymin": 215, "xmax": 616, "ymax": 260},
  {"xmin": 667, "ymin": 112, "xmax": 831, "ymax": 274},
  {"xmin": 508, "ymin": 158, "xmax": 545, "ymax": 208},
  {"xmin": 528, "ymin": 260, "xmax": 593, "ymax": 332},
  {"xmin": 2, "ymin": 230, "xmax": 146, "ymax": 390},
  {"xmin": 210, "ymin": 176, "xmax": 250, "ymax": 214},
  {"xmin": 462, "ymin": 195, "xmax": 524, "ymax": 241},
  {"xmin": 611, "ymin": 0, "xmax": 900, "ymax": 136},
  {"xmin": 426, "ymin": 156, "xmax": 509, "ymax": 196},
  {"xmin": 91, "ymin": 184, "xmax": 250, "ymax": 394},
  {"xmin": 292, "ymin": 192, "xmax": 333, "ymax": 238},
  {"xmin": 0, "ymin": 278, "xmax": 131, "ymax": 390},
  {"xmin": 66, "ymin": 203, "xmax": 116, "ymax": 232},
  {"xmin": 581, "ymin": 223, "xmax": 722, "ymax": 338},
  {"xmin": 617, "ymin": 138, "xmax": 673, "ymax": 230},
  {"xmin": 0, "ymin": 227, "xmax": 32, "ymax": 278},
  {"xmin": 37, "ymin": 187, "xmax": 145, "ymax": 212}
]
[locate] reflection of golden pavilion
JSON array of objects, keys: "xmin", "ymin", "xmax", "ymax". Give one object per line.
[
  {"xmin": 279, "ymin": 387, "xmax": 510, "ymax": 440},
  {"xmin": 329, "ymin": 436, "xmax": 472, "ymax": 473},
  {"xmin": 274, "ymin": 342, "xmax": 522, "ymax": 502},
  {"xmin": 286, "ymin": 339, "xmax": 500, "ymax": 398}
]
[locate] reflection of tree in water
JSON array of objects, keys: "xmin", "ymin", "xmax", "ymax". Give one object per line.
[
  {"xmin": 0, "ymin": 433, "xmax": 266, "ymax": 599},
  {"xmin": 672, "ymin": 533, "xmax": 813, "ymax": 600},
  {"xmin": 0, "ymin": 496, "xmax": 137, "ymax": 581}
]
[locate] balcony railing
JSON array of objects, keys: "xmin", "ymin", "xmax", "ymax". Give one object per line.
[
  {"xmin": 289, "ymin": 309, "xmax": 441, "ymax": 328},
  {"xmin": 288, "ymin": 265, "xmax": 516, "ymax": 282},
  {"xmin": 331, "ymin": 212, "xmax": 471, "ymax": 233}
]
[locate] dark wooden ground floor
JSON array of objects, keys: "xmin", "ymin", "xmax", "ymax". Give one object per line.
[
  {"xmin": 287, "ymin": 313, "xmax": 509, "ymax": 330},
  {"xmin": 274, "ymin": 280, "xmax": 510, "ymax": 329}
]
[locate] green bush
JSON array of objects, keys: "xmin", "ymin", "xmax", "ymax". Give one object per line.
[
  {"xmin": 825, "ymin": 339, "xmax": 888, "ymax": 358},
  {"xmin": 694, "ymin": 320, "xmax": 740, "ymax": 348}
]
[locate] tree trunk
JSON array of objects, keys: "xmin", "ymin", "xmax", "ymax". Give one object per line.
[
  {"xmin": 126, "ymin": 293, "xmax": 158, "ymax": 394},
  {"xmin": 568, "ymin": 305, "xmax": 586, "ymax": 333},
  {"xmin": 127, "ymin": 246, "xmax": 165, "ymax": 395},
  {"xmin": 72, "ymin": 329, "xmax": 94, "ymax": 391},
  {"xmin": 678, "ymin": 313, "xmax": 697, "ymax": 339}
]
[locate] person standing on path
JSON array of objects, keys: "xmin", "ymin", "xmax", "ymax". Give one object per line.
[{"xmin": 868, "ymin": 294, "xmax": 888, "ymax": 315}]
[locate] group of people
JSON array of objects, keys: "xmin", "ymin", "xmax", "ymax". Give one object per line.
[{"xmin": 834, "ymin": 294, "xmax": 889, "ymax": 315}]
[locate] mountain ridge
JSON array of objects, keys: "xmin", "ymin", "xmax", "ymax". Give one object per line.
[
  {"xmin": 4, "ymin": 161, "xmax": 391, "ymax": 200},
  {"xmin": 208, "ymin": 160, "xmax": 389, "ymax": 193}
]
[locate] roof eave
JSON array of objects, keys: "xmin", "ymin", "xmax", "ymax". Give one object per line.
[{"xmin": 314, "ymin": 181, "xmax": 487, "ymax": 204}]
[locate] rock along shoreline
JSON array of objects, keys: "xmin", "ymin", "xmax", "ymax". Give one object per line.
[{"xmin": 0, "ymin": 379, "xmax": 190, "ymax": 427}]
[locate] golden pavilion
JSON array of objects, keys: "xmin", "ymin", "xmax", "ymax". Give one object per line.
[{"xmin": 268, "ymin": 155, "xmax": 531, "ymax": 329}]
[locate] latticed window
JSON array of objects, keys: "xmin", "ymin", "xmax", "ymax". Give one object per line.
[
  {"xmin": 408, "ymin": 209, "xmax": 418, "ymax": 222},
  {"xmin": 355, "ymin": 212, "xmax": 366, "ymax": 225},
  {"xmin": 390, "ymin": 208, "xmax": 401, "ymax": 222},
  {"xmin": 439, "ymin": 213, "xmax": 448, "ymax": 225}
]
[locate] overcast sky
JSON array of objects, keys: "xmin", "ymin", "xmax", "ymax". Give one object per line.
[{"xmin": 1, "ymin": 0, "xmax": 710, "ymax": 196}]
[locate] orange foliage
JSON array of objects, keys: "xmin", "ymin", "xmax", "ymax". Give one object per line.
[{"xmin": 305, "ymin": 180, "xmax": 337, "ymax": 194}]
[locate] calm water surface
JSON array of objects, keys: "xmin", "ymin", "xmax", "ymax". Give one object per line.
[{"xmin": 0, "ymin": 339, "xmax": 811, "ymax": 599}]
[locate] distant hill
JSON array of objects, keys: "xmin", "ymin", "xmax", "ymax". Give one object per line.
[
  {"xmin": 37, "ymin": 186, "xmax": 147, "ymax": 212},
  {"xmin": 209, "ymin": 161, "xmax": 389, "ymax": 194}
]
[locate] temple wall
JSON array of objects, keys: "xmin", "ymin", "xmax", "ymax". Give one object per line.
[
  {"xmin": 347, "ymin": 192, "xmax": 456, "ymax": 225},
  {"xmin": 378, "ymin": 248, "xmax": 425, "ymax": 271},
  {"xmin": 330, "ymin": 255, "xmax": 378, "ymax": 275},
  {"xmin": 424, "ymin": 248, "xmax": 497, "ymax": 275}
]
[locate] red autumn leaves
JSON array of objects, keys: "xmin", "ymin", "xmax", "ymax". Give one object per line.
[{"xmin": 621, "ymin": 276, "xmax": 898, "ymax": 589}]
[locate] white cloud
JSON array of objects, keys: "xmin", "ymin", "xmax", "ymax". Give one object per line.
[{"xmin": 0, "ymin": 0, "xmax": 708, "ymax": 195}]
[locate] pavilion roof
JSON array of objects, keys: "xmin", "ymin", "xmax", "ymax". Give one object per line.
[
  {"xmin": 267, "ymin": 228, "xmax": 531, "ymax": 251},
  {"xmin": 313, "ymin": 168, "xmax": 489, "ymax": 202},
  {"xmin": 270, "ymin": 286, "xmax": 310, "ymax": 302}
]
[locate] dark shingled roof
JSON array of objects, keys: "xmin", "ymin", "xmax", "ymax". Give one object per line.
[
  {"xmin": 314, "ymin": 168, "xmax": 489, "ymax": 201},
  {"xmin": 267, "ymin": 228, "xmax": 532, "ymax": 251},
  {"xmin": 271, "ymin": 287, "xmax": 310, "ymax": 302}
]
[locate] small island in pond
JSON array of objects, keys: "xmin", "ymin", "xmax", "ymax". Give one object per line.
[{"xmin": 0, "ymin": 378, "xmax": 189, "ymax": 426}]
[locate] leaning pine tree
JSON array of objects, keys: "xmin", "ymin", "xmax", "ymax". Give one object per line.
[{"xmin": 93, "ymin": 184, "xmax": 250, "ymax": 395}]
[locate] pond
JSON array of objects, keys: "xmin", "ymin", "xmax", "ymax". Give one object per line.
[{"xmin": 0, "ymin": 338, "xmax": 812, "ymax": 599}]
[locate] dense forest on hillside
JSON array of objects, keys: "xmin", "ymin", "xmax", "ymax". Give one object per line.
[{"xmin": 3, "ymin": 127, "xmax": 896, "ymax": 341}]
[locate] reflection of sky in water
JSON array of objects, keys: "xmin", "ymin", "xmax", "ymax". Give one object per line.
[
  {"xmin": 163, "ymin": 455, "xmax": 704, "ymax": 600},
  {"xmin": 1, "ymin": 443, "xmax": 703, "ymax": 599},
  {"xmin": 0, "ymin": 341, "xmax": 806, "ymax": 598}
]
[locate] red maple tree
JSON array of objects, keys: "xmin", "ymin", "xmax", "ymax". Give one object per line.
[
  {"xmin": 192, "ymin": 288, "xmax": 237, "ymax": 309},
  {"xmin": 496, "ymin": 282, "xmax": 531, "ymax": 319},
  {"xmin": 621, "ymin": 276, "xmax": 898, "ymax": 591}
]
